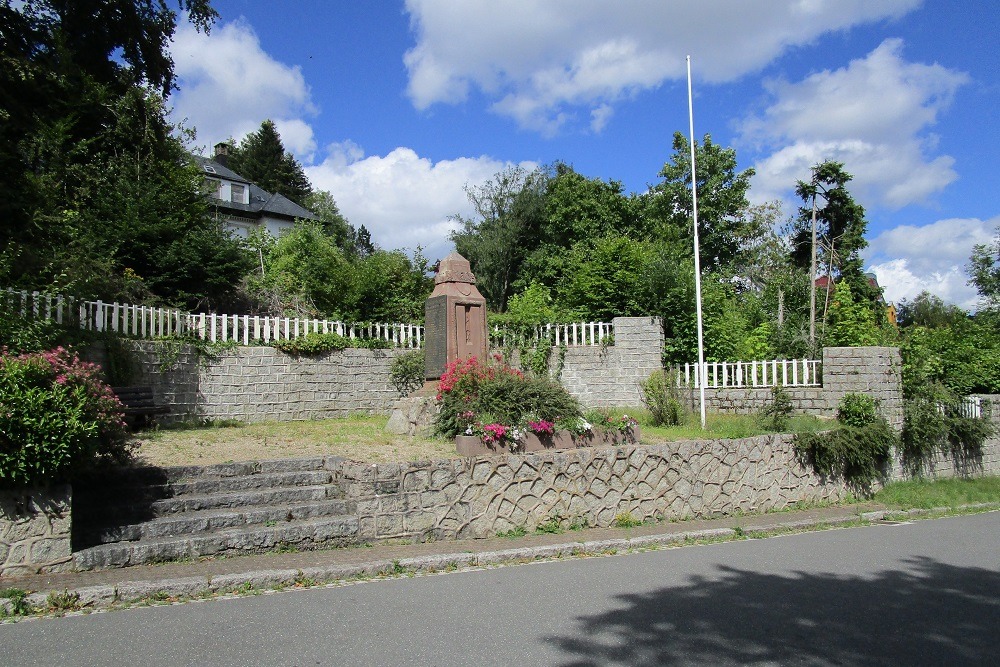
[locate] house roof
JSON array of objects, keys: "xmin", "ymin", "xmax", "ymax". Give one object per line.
[{"xmin": 194, "ymin": 156, "xmax": 316, "ymax": 222}]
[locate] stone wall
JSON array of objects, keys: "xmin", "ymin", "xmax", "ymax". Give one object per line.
[
  {"xmin": 555, "ymin": 316, "xmax": 664, "ymax": 408},
  {"xmin": 686, "ymin": 347, "xmax": 904, "ymax": 429},
  {"xmin": 123, "ymin": 343, "xmax": 409, "ymax": 424},
  {"xmin": 336, "ymin": 434, "xmax": 851, "ymax": 542},
  {"xmin": 0, "ymin": 485, "xmax": 73, "ymax": 577}
]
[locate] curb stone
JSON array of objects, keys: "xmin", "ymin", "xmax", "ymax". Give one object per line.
[{"xmin": 5, "ymin": 505, "xmax": 998, "ymax": 619}]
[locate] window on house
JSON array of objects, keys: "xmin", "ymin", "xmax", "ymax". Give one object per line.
[{"xmin": 231, "ymin": 184, "xmax": 245, "ymax": 203}]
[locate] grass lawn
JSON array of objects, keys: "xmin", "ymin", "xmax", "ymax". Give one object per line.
[
  {"xmin": 874, "ymin": 476, "xmax": 1000, "ymax": 509},
  {"xmin": 131, "ymin": 409, "xmax": 830, "ymax": 467}
]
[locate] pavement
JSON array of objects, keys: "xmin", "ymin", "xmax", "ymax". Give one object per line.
[{"xmin": 2, "ymin": 501, "xmax": 993, "ymax": 615}]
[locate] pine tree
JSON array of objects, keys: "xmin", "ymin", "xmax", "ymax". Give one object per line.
[{"xmin": 228, "ymin": 120, "xmax": 312, "ymax": 206}]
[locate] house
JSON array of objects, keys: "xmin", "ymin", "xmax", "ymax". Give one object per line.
[
  {"xmin": 195, "ymin": 143, "xmax": 316, "ymax": 238},
  {"xmin": 814, "ymin": 272, "xmax": 897, "ymax": 325}
]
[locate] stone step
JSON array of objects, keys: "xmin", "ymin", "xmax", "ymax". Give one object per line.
[
  {"xmin": 147, "ymin": 484, "xmax": 343, "ymax": 516},
  {"xmin": 89, "ymin": 498, "xmax": 356, "ymax": 544},
  {"xmin": 73, "ymin": 514, "xmax": 361, "ymax": 571},
  {"xmin": 76, "ymin": 455, "xmax": 340, "ymax": 487},
  {"xmin": 141, "ymin": 469, "xmax": 338, "ymax": 499}
]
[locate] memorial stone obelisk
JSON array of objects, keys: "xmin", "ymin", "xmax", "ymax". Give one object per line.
[{"xmin": 384, "ymin": 251, "xmax": 487, "ymax": 435}]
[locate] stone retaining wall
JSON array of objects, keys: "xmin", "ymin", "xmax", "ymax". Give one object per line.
[
  {"xmin": 336, "ymin": 434, "xmax": 851, "ymax": 542},
  {"xmin": 121, "ymin": 343, "xmax": 409, "ymax": 424},
  {"xmin": 0, "ymin": 486, "xmax": 73, "ymax": 577}
]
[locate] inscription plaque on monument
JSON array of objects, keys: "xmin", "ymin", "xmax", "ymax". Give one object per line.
[{"xmin": 424, "ymin": 295, "xmax": 449, "ymax": 379}]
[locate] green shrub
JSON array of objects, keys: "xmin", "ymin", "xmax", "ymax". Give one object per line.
[
  {"xmin": 273, "ymin": 332, "xmax": 391, "ymax": 355},
  {"xmin": 837, "ymin": 393, "xmax": 879, "ymax": 428},
  {"xmin": 0, "ymin": 300, "xmax": 87, "ymax": 354},
  {"xmin": 390, "ymin": 350, "xmax": 425, "ymax": 396},
  {"xmin": 435, "ymin": 356, "xmax": 581, "ymax": 439},
  {"xmin": 757, "ymin": 385, "xmax": 793, "ymax": 431},
  {"xmin": 794, "ymin": 419, "xmax": 896, "ymax": 487},
  {"xmin": 640, "ymin": 370, "xmax": 686, "ymax": 426},
  {"xmin": 901, "ymin": 388, "xmax": 995, "ymax": 465},
  {"xmin": 0, "ymin": 347, "xmax": 131, "ymax": 487}
]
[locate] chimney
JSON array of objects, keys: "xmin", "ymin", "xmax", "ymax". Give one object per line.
[{"xmin": 213, "ymin": 142, "xmax": 229, "ymax": 167}]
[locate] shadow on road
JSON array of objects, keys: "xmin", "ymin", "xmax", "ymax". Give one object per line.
[{"xmin": 547, "ymin": 556, "xmax": 999, "ymax": 666}]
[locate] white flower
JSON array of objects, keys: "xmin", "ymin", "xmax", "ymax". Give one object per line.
[{"xmin": 465, "ymin": 426, "xmax": 474, "ymax": 435}]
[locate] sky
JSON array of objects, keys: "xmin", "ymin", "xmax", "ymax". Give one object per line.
[{"xmin": 168, "ymin": 0, "xmax": 1000, "ymax": 310}]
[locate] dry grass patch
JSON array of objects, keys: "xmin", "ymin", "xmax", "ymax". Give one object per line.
[{"xmin": 132, "ymin": 414, "xmax": 456, "ymax": 467}]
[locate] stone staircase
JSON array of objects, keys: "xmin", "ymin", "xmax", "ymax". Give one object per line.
[{"xmin": 72, "ymin": 457, "xmax": 360, "ymax": 571}]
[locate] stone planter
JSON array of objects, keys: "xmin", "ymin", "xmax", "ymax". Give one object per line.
[{"xmin": 456, "ymin": 426, "xmax": 641, "ymax": 457}]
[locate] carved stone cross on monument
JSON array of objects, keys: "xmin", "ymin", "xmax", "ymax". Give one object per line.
[{"xmin": 423, "ymin": 251, "xmax": 488, "ymax": 381}]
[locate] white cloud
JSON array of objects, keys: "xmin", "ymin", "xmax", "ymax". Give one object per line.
[
  {"xmin": 169, "ymin": 19, "xmax": 317, "ymax": 156},
  {"xmin": 403, "ymin": 0, "xmax": 919, "ymax": 133},
  {"xmin": 864, "ymin": 216, "xmax": 997, "ymax": 309},
  {"xmin": 746, "ymin": 39, "xmax": 969, "ymax": 209},
  {"xmin": 306, "ymin": 145, "xmax": 538, "ymax": 259}
]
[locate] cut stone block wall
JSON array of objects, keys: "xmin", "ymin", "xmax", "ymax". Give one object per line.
[
  {"xmin": 685, "ymin": 347, "xmax": 904, "ymax": 429},
  {"xmin": 555, "ymin": 316, "xmax": 664, "ymax": 408},
  {"xmin": 122, "ymin": 343, "xmax": 410, "ymax": 424},
  {"xmin": 336, "ymin": 435, "xmax": 852, "ymax": 542},
  {"xmin": 0, "ymin": 485, "xmax": 73, "ymax": 577}
]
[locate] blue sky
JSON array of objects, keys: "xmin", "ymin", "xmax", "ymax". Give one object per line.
[{"xmin": 168, "ymin": 0, "xmax": 1000, "ymax": 309}]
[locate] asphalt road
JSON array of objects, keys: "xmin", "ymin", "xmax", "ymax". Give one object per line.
[{"xmin": 3, "ymin": 511, "xmax": 999, "ymax": 666}]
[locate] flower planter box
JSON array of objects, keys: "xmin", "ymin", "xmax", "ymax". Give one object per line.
[{"xmin": 455, "ymin": 426, "xmax": 641, "ymax": 457}]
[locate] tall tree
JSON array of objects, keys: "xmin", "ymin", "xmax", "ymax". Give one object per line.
[
  {"xmin": 790, "ymin": 161, "xmax": 878, "ymax": 308},
  {"xmin": 646, "ymin": 132, "xmax": 756, "ymax": 272},
  {"xmin": 227, "ymin": 120, "xmax": 312, "ymax": 207},
  {"xmin": 968, "ymin": 226, "xmax": 999, "ymax": 312},
  {"xmin": 450, "ymin": 166, "xmax": 547, "ymax": 311}
]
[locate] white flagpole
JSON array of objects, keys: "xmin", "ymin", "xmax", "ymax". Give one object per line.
[{"xmin": 687, "ymin": 55, "xmax": 707, "ymax": 429}]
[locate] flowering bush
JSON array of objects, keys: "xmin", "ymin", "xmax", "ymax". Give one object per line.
[
  {"xmin": 436, "ymin": 356, "xmax": 581, "ymax": 440},
  {"xmin": 582, "ymin": 409, "xmax": 639, "ymax": 434},
  {"xmin": 0, "ymin": 347, "xmax": 131, "ymax": 487}
]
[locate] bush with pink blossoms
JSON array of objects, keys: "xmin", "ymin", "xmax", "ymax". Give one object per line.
[{"xmin": 0, "ymin": 347, "xmax": 130, "ymax": 487}]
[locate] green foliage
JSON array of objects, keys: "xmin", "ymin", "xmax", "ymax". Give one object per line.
[
  {"xmin": 647, "ymin": 132, "xmax": 756, "ymax": 272},
  {"xmin": 837, "ymin": 393, "xmax": 879, "ymax": 428},
  {"xmin": 390, "ymin": 350, "xmax": 425, "ymax": 396},
  {"xmin": 640, "ymin": 370, "xmax": 686, "ymax": 427},
  {"xmin": 968, "ymin": 225, "xmax": 999, "ymax": 311},
  {"xmin": 0, "ymin": 587, "xmax": 32, "ymax": 617},
  {"xmin": 0, "ymin": 347, "xmax": 131, "ymax": 487},
  {"xmin": 435, "ymin": 357, "xmax": 581, "ymax": 438},
  {"xmin": 505, "ymin": 283, "xmax": 559, "ymax": 325},
  {"xmin": 794, "ymin": 419, "xmax": 896, "ymax": 487},
  {"xmin": 226, "ymin": 120, "xmax": 312, "ymax": 207},
  {"xmin": 556, "ymin": 235, "xmax": 651, "ymax": 320},
  {"xmin": 758, "ymin": 385, "xmax": 794, "ymax": 431},
  {"xmin": 901, "ymin": 386, "xmax": 995, "ymax": 466},
  {"xmin": 900, "ymin": 317, "xmax": 1000, "ymax": 396},
  {"xmin": 896, "ymin": 291, "xmax": 968, "ymax": 328},
  {"xmin": 613, "ymin": 512, "xmax": 642, "ymax": 528},
  {"xmin": 826, "ymin": 283, "xmax": 885, "ymax": 347},
  {"xmin": 0, "ymin": 299, "xmax": 85, "ymax": 354},
  {"xmin": 273, "ymin": 332, "xmax": 390, "ymax": 356}
]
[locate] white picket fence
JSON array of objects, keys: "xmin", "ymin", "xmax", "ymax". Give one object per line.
[
  {"xmin": 490, "ymin": 321, "xmax": 614, "ymax": 348},
  {"xmin": 955, "ymin": 396, "xmax": 983, "ymax": 420},
  {"xmin": 2, "ymin": 288, "xmax": 423, "ymax": 348},
  {"xmin": 675, "ymin": 359, "xmax": 822, "ymax": 389}
]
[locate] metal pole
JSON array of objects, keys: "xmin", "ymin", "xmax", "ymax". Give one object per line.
[
  {"xmin": 809, "ymin": 188, "xmax": 818, "ymax": 352},
  {"xmin": 687, "ymin": 55, "xmax": 707, "ymax": 429}
]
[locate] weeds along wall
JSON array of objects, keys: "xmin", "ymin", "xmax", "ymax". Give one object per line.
[{"xmin": 684, "ymin": 347, "xmax": 904, "ymax": 430}]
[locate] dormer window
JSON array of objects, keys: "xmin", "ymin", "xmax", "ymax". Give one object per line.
[{"xmin": 231, "ymin": 184, "xmax": 245, "ymax": 204}]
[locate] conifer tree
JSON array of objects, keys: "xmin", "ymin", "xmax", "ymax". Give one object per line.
[{"xmin": 228, "ymin": 120, "xmax": 312, "ymax": 206}]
